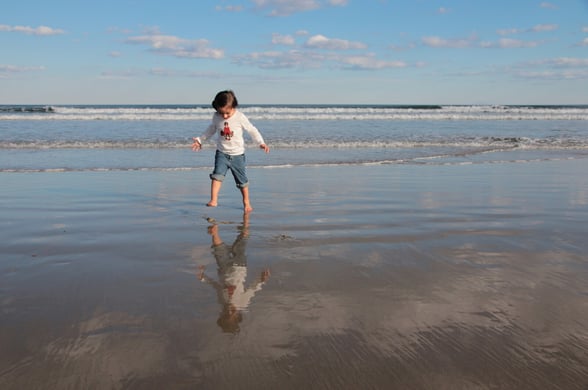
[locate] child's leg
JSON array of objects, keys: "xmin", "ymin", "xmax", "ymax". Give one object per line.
[
  {"xmin": 209, "ymin": 151, "xmax": 229, "ymax": 207},
  {"xmin": 229, "ymin": 154, "xmax": 252, "ymax": 212},
  {"xmin": 208, "ymin": 179, "xmax": 222, "ymax": 207},
  {"xmin": 240, "ymin": 186, "xmax": 253, "ymax": 213}
]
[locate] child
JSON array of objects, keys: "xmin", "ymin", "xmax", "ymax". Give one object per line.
[{"xmin": 192, "ymin": 90, "xmax": 270, "ymax": 212}]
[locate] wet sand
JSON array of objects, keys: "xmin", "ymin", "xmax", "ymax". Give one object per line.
[{"xmin": 1, "ymin": 160, "xmax": 588, "ymax": 389}]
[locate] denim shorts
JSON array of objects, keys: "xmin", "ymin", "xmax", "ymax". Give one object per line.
[{"xmin": 210, "ymin": 150, "xmax": 249, "ymax": 188}]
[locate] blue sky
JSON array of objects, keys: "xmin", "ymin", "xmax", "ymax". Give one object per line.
[{"xmin": 1, "ymin": 0, "xmax": 587, "ymax": 104}]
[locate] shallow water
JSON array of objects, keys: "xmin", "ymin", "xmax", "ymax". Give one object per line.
[{"xmin": 1, "ymin": 161, "xmax": 588, "ymax": 389}]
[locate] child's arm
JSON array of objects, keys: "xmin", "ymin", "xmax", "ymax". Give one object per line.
[
  {"xmin": 192, "ymin": 121, "xmax": 217, "ymax": 151},
  {"xmin": 249, "ymin": 268, "xmax": 270, "ymax": 290},
  {"xmin": 198, "ymin": 265, "xmax": 221, "ymax": 289},
  {"xmin": 240, "ymin": 113, "xmax": 269, "ymax": 153}
]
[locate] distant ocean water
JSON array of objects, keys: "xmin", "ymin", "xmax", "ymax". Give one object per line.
[{"xmin": 1, "ymin": 104, "xmax": 587, "ymax": 173}]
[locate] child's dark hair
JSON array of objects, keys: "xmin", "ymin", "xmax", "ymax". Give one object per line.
[{"xmin": 212, "ymin": 90, "xmax": 238, "ymax": 110}]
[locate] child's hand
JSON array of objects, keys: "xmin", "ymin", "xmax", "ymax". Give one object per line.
[
  {"xmin": 260, "ymin": 269, "xmax": 271, "ymax": 282},
  {"xmin": 260, "ymin": 144, "xmax": 270, "ymax": 153},
  {"xmin": 192, "ymin": 138, "xmax": 202, "ymax": 151},
  {"xmin": 198, "ymin": 265, "xmax": 206, "ymax": 281}
]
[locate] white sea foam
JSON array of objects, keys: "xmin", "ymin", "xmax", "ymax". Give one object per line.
[
  {"xmin": 1, "ymin": 105, "xmax": 586, "ymax": 172},
  {"xmin": 1, "ymin": 104, "xmax": 588, "ymax": 121},
  {"xmin": 1, "ymin": 137, "xmax": 586, "ymax": 150}
]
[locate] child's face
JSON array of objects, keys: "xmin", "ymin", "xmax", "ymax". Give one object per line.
[{"xmin": 217, "ymin": 104, "xmax": 235, "ymax": 119}]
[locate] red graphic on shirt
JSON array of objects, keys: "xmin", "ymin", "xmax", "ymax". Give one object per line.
[
  {"xmin": 226, "ymin": 285, "xmax": 236, "ymax": 298},
  {"xmin": 221, "ymin": 121, "xmax": 234, "ymax": 141}
]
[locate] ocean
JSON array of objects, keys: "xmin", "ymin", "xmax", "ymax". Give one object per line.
[{"xmin": 1, "ymin": 104, "xmax": 587, "ymax": 173}]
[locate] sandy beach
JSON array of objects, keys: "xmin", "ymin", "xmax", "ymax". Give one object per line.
[{"xmin": 1, "ymin": 159, "xmax": 588, "ymax": 389}]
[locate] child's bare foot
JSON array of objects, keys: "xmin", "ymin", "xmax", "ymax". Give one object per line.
[
  {"xmin": 244, "ymin": 204, "xmax": 253, "ymax": 213},
  {"xmin": 206, "ymin": 201, "xmax": 217, "ymax": 207}
]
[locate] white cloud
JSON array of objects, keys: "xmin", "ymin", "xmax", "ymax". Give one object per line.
[
  {"xmin": 497, "ymin": 28, "xmax": 521, "ymax": 36},
  {"xmin": 552, "ymin": 57, "xmax": 588, "ymax": 67},
  {"xmin": 422, "ymin": 35, "xmax": 475, "ymax": 48},
  {"xmin": 539, "ymin": 2, "xmax": 558, "ymax": 9},
  {"xmin": 480, "ymin": 38, "xmax": 541, "ymax": 48},
  {"xmin": 149, "ymin": 68, "xmax": 224, "ymax": 78},
  {"xmin": 233, "ymin": 50, "xmax": 323, "ymax": 69},
  {"xmin": 125, "ymin": 34, "xmax": 224, "ymax": 59},
  {"xmin": 0, "ymin": 64, "xmax": 45, "ymax": 78},
  {"xmin": 0, "ymin": 64, "xmax": 45, "ymax": 72},
  {"xmin": 580, "ymin": 27, "xmax": 588, "ymax": 46},
  {"xmin": 531, "ymin": 24, "xmax": 558, "ymax": 32},
  {"xmin": 233, "ymin": 31, "xmax": 404, "ymax": 71},
  {"xmin": 388, "ymin": 42, "xmax": 417, "ymax": 51},
  {"xmin": 272, "ymin": 33, "xmax": 296, "ymax": 46},
  {"xmin": 497, "ymin": 24, "xmax": 558, "ymax": 36},
  {"xmin": 100, "ymin": 69, "xmax": 143, "ymax": 79},
  {"xmin": 233, "ymin": 48, "xmax": 410, "ymax": 71},
  {"xmin": 511, "ymin": 57, "xmax": 588, "ymax": 81},
  {"xmin": 252, "ymin": 0, "xmax": 320, "ymax": 16},
  {"xmin": 437, "ymin": 7, "xmax": 450, "ymax": 14},
  {"xmin": 0, "ymin": 24, "xmax": 65, "ymax": 36},
  {"xmin": 338, "ymin": 54, "xmax": 407, "ymax": 70},
  {"xmin": 496, "ymin": 38, "xmax": 540, "ymax": 48},
  {"xmin": 305, "ymin": 34, "xmax": 367, "ymax": 50},
  {"xmin": 516, "ymin": 69, "xmax": 588, "ymax": 80},
  {"xmin": 423, "ymin": 33, "xmax": 542, "ymax": 49},
  {"xmin": 140, "ymin": 26, "xmax": 163, "ymax": 35},
  {"xmin": 107, "ymin": 26, "xmax": 133, "ymax": 35},
  {"xmin": 251, "ymin": 0, "xmax": 347, "ymax": 16},
  {"xmin": 531, "ymin": 57, "xmax": 588, "ymax": 67},
  {"xmin": 215, "ymin": 5, "xmax": 244, "ymax": 12},
  {"xmin": 100, "ymin": 67, "xmax": 227, "ymax": 80}
]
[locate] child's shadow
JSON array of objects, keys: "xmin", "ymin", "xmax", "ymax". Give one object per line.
[{"xmin": 198, "ymin": 213, "xmax": 270, "ymax": 334}]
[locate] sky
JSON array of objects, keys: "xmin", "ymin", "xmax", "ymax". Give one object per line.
[{"xmin": 1, "ymin": 0, "xmax": 588, "ymax": 105}]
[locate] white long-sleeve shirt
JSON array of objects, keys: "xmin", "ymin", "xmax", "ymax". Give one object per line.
[
  {"xmin": 196, "ymin": 110, "xmax": 265, "ymax": 155},
  {"xmin": 221, "ymin": 265, "xmax": 264, "ymax": 310}
]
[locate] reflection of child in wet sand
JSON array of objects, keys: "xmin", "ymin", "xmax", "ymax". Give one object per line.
[{"xmin": 198, "ymin": 214, "xmax": 270, "ymax": 333}]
